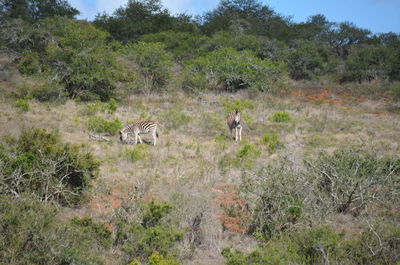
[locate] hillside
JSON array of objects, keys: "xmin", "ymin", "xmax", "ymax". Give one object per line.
[
  {"xmin": 1, "ymin": 0, "xmax": 400, "ymax": 264},
  {"xmin": 1, "ymin": 74, "xmax": 399, "ymax": 263}
]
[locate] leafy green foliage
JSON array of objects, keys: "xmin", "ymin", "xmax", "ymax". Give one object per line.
[
  {"xmin": 17, "ymin": 50, "xmax": 40, "ymax": 74},
  {"xmin": 184, "ymin": 47, "xmax": 284, "ymax": 92},
  {"xmin": 162, "ymin": 108, "xmax": 192, "ymax": 130},
  {"xmin": 260, "ymin": 133, "xmax": 281, "ymax": 153},
  {"xmin": 306, "ymin": 149, "xmax": 400, "ymax": 214},
  {"xmin": 0, "ymin": 0, "xmax": 79, "ymax": 23},
  {"xmin": 80, "ymin": 99, "xmax": 118, "ymax": 115},
  {"xmin": 125, "ymin": 42, "xmax": 173, "ymax": 94},
  {"xmin": 141, "ymin": 31, "xmax": 208, "ymax": 60},
  {"xmin": 222, "ymin": 224, "xmax": 400, "ymax": 265},
  {"xmin": 45, "ymin": 18, "xmax": 119, "ymax": 101},
  {"xmin": 0, "ymin": 195, "xmax": 107, "ymax": 264},
  {"xmin": 71, "ymin": 217, "xmax": 112, "ymax": 247},
  {"xmin": 87, "ymin": 116, "xmax": 122, "ymax": 136},
  {"xmin": 116, "ymin": 200, "xmax": 183, "ymax": 263},
  {"xmin": 390, "ymin": 82, "xmax": 400, "ymax": 101},
  {"xmin": 14, "ymin": 98, "xmax": 29, "ymax": 112},
  {"xmin": 285, "ymin": 39, "xmax": 336, "ymax": 80},
  {"xmin": 126, "ymin": 144, "xmax": 149, "ymax": 162},
  {"xmin": 222, "ymin": 99, "xmax": 254, "ymax": 114},
  {"xmin": 342, "ymin": 44, "xmax": 391, "ymax": 82},
  {"xmin": 0, "ymin": 128, "xmax": 99, "ymax": 205},
  {"xmin": 270, "ymin": 111, "xmax": 291, "ymax": 122}
]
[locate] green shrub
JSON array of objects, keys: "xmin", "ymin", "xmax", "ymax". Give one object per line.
[
  {"xmin": 260, "ymin": 133, "xmax": 282, "ymax": 153},
  {"xmin": 116, "ymin": 200, "xmax": 183, "ymax": 263},
  {"xmin": 126, "ymin": 144, "xmax": 149, "ymax": 162},
  {"xmin": 222, "ymin": 99, "xmax": 254, "ymax": 115},
  {"xmin": 125, "ymin": 42, "xmax": 173, "ymax": 95},
  {"xmin": 32, "ymin": 83, "xmax": 68, "ymax": 102},
  {"xmin": 162, "ymin": 109, "xmax": 192, "ymax": 130},
  {"xmin": 184, "ymin": 47, "xmax": 284, "ymax": 92},
  {"xmin": 214, "ymin": 135, "xmax": 228, "ymax": 150},
  {"xmin": 390, "ymin": 82, "xmax": 400, "ymax": 101},
  {"xmin": 222, "ymin": 223, "xmax": 400, "ymax": 265},
  {"xmin": 81, "ymin": 99, "xmax": 118, "ymax": 115},
  {"xmin": 44, "ymin": 18, "xmax": 119, "ymax": 101},
  {"xmin": 148, "ymin": 251, "xmax": 180, "ymax": 265},
  {"xmin": 87, "ymin": 116, "xmax": 122, "ymax": 135},
  {"xmin": 0, "ymin": 195, "xmax": 106, "ymax": 264},
  {"xmin": 270, "ymin": 111, "xmax": 291, "ymax": 122},
  {"xmin": 17, "ymin": 50, "xmax": 40, "ymax": 74},
  {"xmin": 71, "ymin": 217, "xmax": 112, "ymax": 247},
  {"xmin": 0, "ymin": 128, "xmax": 99, "ymax": 205},
  {"xmin": 236, "ymin": 142, "xmax": 262, "ymax": 168},
  {"xmin": 14, "ymin": 99, "xmax": 29, "ymax": 112},
  {"xmin": 305, "ymin": 149, "xmax": 400, "ymax": 214}
]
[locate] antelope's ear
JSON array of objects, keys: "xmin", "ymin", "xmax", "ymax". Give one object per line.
[{"xmin": 119, "ymin": 130, "xmax": 122, "ymax": 135}]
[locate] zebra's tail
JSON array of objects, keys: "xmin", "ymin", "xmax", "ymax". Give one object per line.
[{"xmin": 156, "ymin": 131, "xmax": 159, "ymax": 138}]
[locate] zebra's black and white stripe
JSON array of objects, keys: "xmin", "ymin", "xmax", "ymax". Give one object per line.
[
  {"xmin": 120, "ymin": 121, "xmax": 159, "ymax": 146},
  {"xmin": 227, "ymin": 110, "xmax": 242, "ymax": 141}
]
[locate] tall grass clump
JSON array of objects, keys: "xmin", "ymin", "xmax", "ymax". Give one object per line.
[
  {"xmin": 115, "ymin": 200, "xmax": 183, "ymax": 264},
  {"xmin": 14, "ymin": 98, "xmax": 29, "ymax": 112},
  {"xmin": 260, "ymin": 133, "xmax": 282, "ymax": 153},
  {"xmin": 270, "ymin": 111, "xmax": 291, "ymax": 122},
  {"xmin": 87, "ymin": 116, "xmax": 122, "ymax": 135},
  {"xmin": 126, "ymin": 144, "xmax": 150, "ymax": 162}
]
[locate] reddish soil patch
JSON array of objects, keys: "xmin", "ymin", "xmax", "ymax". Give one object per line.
[
  {"xmin": 90, "ymin": 188, "xmax": 129, "ymax": 215},
  {"xmin": 213, "ymin": 185, "xmax": 251, "ymax": 234}
]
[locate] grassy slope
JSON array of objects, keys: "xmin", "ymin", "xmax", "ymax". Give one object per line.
[{"xmin": 0, "ymin": 86, "xmax": 399, "ymax": 264}]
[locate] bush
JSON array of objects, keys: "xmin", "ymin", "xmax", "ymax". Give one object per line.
[
  {"xmin": 126, "ymin": 144, "xmax": 149, "ymax": 162},
  {"xmin": 125, "ymin": 42, "xmax": 174, "ymax": 95},
  {"xmin": 390, "ymin": 82, "xmax": 400, "ymax": 101},
  {"xmin": 32, "ymin": 83, "xmax": 68, "ymax": 102},
  {"xmin": 116, "ymin": 200, "xmax": 183, "ymax": 263},
  {"xmin": 17, "ymin": 50, "xmax": 41, "ymax": 74},
  {"xmin": 71, "ymin": 217, "xmax": 112, "ymax": 247},
  {"xmin": 222, "ymin": 223, "xmax": 400, "ymax": 265},
  {"xmin": 285, "ymin": 40, "xmax": 336, "ymax": 80},
  {"xmin": 80, "ymin": 99, "xmax": 118, "ymax": 115},
  {"xmin": 162, "ymin": 108, "xmax": 192, "ymax": 130},
  {"xmin": 44, "ymin": 18, "xmax": 120, "ymax": 101},
  {"xmin": 342, "ymin": 44, "xmax": 390, "ymax": 83},
  {"xmin": 87, "ymin": 116, "xmax": 122, "ymax": 135},
  {"xmin": 14, "ymin": 98, "xmax": 29, "ymax": 112},
  {"xmin": 270, "ymin": 111, "xmax": 291, "ymax": 122},
  {"xmin": 260, "ymin": 133, "xmax": 282, "ymax": 153},
  {"xmin": 0, "ymin": 195, "xmax": 107, "ymax": 264},
  {"xmin": 222, "ymin": 99, "xmax": 254, "ymax": 115},
  {"xmin": 0, "ymin": 128, "xmax": 99, "ymax": 205},
  {"xmin": 305, "ymin": 149, "xmax": 400, "ymax": 214},
  {"xmin": 236, "ymin": 142, "xmax": 262, "ymax": 168},
  {"xmin": 184, "ymin": 47, "xmax": 284, "ymax": 92}
]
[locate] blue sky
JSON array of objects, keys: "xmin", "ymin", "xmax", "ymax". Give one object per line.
[{"xmin": 69, "ymin": 0, "xmax": 400, "ymax": 34}]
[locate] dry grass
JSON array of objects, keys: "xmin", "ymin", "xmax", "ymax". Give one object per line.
[{"xmin": 1, "ymin": 85, "xmax": 399, "ymax": 264}]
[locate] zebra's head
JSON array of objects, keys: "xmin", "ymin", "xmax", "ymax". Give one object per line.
[{"xmin": 119, "ymin": 129, "xmax": 128, "ymax": 143}]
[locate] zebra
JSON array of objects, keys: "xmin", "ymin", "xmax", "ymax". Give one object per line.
[
  {"xmin": 120, "ymin": 121, "xmax": 159, "ymax": 146},
  {"xmin": 227, "ymin": 110, "xmax": 242, "ymax": 141}
]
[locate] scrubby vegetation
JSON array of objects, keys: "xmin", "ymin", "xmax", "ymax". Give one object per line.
[{"xmin": 1, "ymin": 0, "xmax": 399, "ymax": 264}]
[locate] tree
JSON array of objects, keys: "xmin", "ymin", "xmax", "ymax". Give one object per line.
[
  {"xmin": 200, "ymin": 0, "xmax": 292, "ymax": 40},
  {"xmin": 94, "ymin": 0, "xmax": 195, "ymax": 42},
  {"xmin": 325, "ymin": 22, "xmax": 371, "ymax": 58},
  {"xmin": 293, "ymin": 14, "xmax": 333, "ymax": 41},
  {"xmin": 0, "ymin": 0, "xmax": 79, "ymax": 22}
]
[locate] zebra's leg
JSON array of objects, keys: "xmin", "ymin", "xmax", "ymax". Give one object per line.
[
  {"xmin": 134, "ymin": 133, "xmax": 138, "ymax": 145},
  {"xmin": 239, "ymin": 126, "xmax": 242, "ymax": 141},
  {"xmin": 138, "ymin": 134, "xmax": 143, "ymax": 144},
  {"xmin": 235, "ymin": 127, "xmax": 238, "ymax": 141},
  {"xmin": 152, "ymin": 131, "xmax": 157, "ymax": 146}
]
